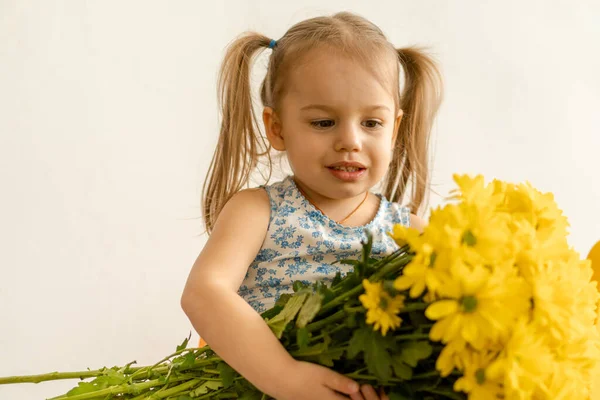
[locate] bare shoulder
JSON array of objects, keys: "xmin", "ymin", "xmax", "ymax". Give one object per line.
[
  {"xmin": 182, "ymin": 187, "xmax": 271, "ymax": 297},
  {"xmin": 223, "ymin": 187, "xmax": 271, "ymax": 216},
  {"xmin": 208, "ymin": 187, "xmax": 272, "ymax": 249},
  {"xmin": 208, "ymin": 187, "xmax": 271, "ymax": 237},
  {"xmin": 409, "ymin": 213, "xmax": 427, "ymax": 233}
]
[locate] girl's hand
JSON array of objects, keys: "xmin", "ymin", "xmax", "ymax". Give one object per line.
[
  {"xmin": 350, "ymin": 384, "xmax": 390, "ymax": 400},
  {"xmin": 271, "ymin": 360, "xmax": 360, "ymax": 399}
]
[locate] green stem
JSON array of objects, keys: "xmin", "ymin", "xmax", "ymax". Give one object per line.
[
  {"xmin": 318, "ymin": 286, "xmax": 365, "ymax": 315},
  {"xmin": 0, "ymin": 370, "xmax": 109, "ymax": 385},
  {"xmin": 47, "ymin": 375, "xmax": 192, "ymax": 400},
  {"xmin": 1, "ymin": 357, "xmax": 221, "ymax": 386},
  {"xmin": 319, "ymin": 254, "xmax": 412, "ymax": 316},
  {"xmin": 305, "ymin": 309, "xmax": 346, "ymax": 332},
  {"xmin": 343, "ymin": 306, "xmax": 364, "ymax": 313},
  {"xmin": 308, "ymin": 324, "xmax": 347, "ymax": 342},
  {"xmin": 412, "ymin": 371, "xmax": 440, "ymax": 380},
  {"xmin": 194, "ymin": 389, "xmax": 236, "ymax": 399},
  {"xmin": 395, "ymin": 333, "xmax": 430, "ymax": 341},
  {"xmin": 330, "ymin": 248, "xmax": 406, "ymax": 292},
  {"xmin": 371, "ymin": 254, "xmax": 413, "ymax": 280},
  {"xmin": 344, "ymin": 370, "xmax": 439, "ymax": 382},
  {"xmin": 150, "ymin": 378, "xmax": 204, "ymax": 399},
  {"xmin": 128, "ymin": 347, "xmax": 210, "ymax": 381},
  {"xmin": 202, "ymin": 368, "xmax": 221, "ymax": 375}
]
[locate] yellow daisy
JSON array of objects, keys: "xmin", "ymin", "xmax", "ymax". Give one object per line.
[
  {"xmin": 435, "ymin": 338, "xmax": 468, "ymax": 377},
  {"xmin": 451, "ymin": 174, "xmax": 504, "ymax": 210},
  {"xmin": 503, "ymin": 182, "xmax": 570, "ymax": 244},
  {"xmin": 425, "ymin": 264, "xmax": 531, "ymax": 350},
  {"xmin": 359, "ymin": 279, "xmax": 405, "ymax": 336},
  {"xmin": 452, "ymin": 348, "xmax": 503, "ymax": 400},
  {"xmin": 389, "ymin": 220, "xmax": 456, "ymax": 299},
  {"xmin": 526, "ymin": 250, "xmax": 600, "ymax": 344},
  {"xmin": 487, "ymin": 318, "xmax": 554, "ymax": 400}
]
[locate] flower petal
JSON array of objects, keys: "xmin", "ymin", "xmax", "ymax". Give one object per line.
[{"xmin": 426, "ymin": 300, "xmax": 459, "ymax": 320}]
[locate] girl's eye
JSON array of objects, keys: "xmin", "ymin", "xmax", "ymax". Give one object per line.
[
  {"xmin": 363, "ymin": 120, "xmax": 383, "ymax": 128},
  {"xmin": 310, "ymin": 120, "xmax": 335, "ymax": 129}
]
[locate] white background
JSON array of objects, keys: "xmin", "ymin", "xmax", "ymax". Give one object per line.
[{"xmin": 1, "ymin": 1, "xmax": 599, "ymax": 398}]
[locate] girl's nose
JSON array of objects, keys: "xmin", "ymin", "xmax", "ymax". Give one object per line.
[{"xmin": 334, "ymin": 123, "xmax": 362, "ymax": 152}]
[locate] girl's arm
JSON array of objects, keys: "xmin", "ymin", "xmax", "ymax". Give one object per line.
[
  {"xmin": 180, "ymin": 189, "xmax": 359, "ymax": 399},
  {"xmin": 409, "ymin": 213, "xmax": 427, "ymax": 232}
]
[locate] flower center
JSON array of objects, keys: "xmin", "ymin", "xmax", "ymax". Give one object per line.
[
  {"xmin": 475, "ymin": 368, "xmax": 485, "ymax": 385},
  {"xmin": 461, "ymin": 296, "xmax": 478, "ymax": 313},
  {"xmin": 379, "ymin": 296, "xmax": 389, "ymax": 310},
  {"xmin": 429, "ymin": 252, "xmax": 437, "ymax": 267},
  {"xmin": 462, "ymin": 230, "xmax": 477, "ymax": 246}
]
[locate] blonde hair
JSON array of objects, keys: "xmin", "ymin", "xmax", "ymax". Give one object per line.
[{"xmin": 202, "ymin": 11, "xmax": 444, "ymax": 234}]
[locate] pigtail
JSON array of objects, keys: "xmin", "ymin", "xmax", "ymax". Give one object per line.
[
  {"xmin": 384, "ymin": 46, "xmax": 444, "ymax": 214},
  {"xmin": 202, "ymin": 32, "xmax": 273, "ymax": 234}
]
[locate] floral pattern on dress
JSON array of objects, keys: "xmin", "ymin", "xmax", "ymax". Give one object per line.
[{"xmin": 238, "ymin": 175, "xmax": 411, "ymax": 313}]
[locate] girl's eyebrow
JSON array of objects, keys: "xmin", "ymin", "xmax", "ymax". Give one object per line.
[{"xmin": 300, "ymin": 104, "xmax": 391, "ymax": 112}]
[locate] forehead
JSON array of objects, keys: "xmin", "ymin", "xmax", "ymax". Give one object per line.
[{"xmin": 282, "ymin": 46, "xmax": 397, "ymax": 110}]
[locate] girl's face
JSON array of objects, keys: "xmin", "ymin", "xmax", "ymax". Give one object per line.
[{"xmin": 264, "ymin": 46, "xmax": 402, "ymax": 202}]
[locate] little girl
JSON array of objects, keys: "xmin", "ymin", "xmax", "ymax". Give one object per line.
[{"xmin": 181, "ymin": 11, "xmax": 443, "ymax": 400}]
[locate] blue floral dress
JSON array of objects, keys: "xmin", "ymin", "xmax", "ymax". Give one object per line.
[{"xmin": 238, "ymin": 175, "xmax": 411, "ymax": 312}]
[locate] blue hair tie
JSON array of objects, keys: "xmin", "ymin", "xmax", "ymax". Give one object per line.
[{"xmin": 268, "ymin": 39, "xmax": 277, "ymax": 49}]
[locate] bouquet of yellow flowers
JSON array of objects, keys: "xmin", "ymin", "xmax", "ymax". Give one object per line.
[{"xmin": 1, "ymin": 175, "xmax": 599, "ymax": 400}]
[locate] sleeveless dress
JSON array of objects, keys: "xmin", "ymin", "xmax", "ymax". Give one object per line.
[{"xmin": 238, "ymin": 175, "xmax": 412, "ymax": 313}]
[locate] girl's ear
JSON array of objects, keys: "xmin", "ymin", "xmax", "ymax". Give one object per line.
[
  {"xmin": 392, "ymin": 109, "xmax": 404, "ymax": 144},
  {"xmin": 263, "ymin": 107, "xmax": 285, "ymax": 151}
]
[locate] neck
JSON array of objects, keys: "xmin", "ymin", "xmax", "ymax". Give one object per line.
[{"xmin": 293, "ymin": 177, "xmax": 370, "ymax": 225}]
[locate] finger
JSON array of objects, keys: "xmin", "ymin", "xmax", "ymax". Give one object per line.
[
  {"xmin": 379, "ymin": 386, "xmax": 390, "ymax": 400},
  {"xmin": 330, "ymin": 390, "xmax": 353, "ymax": 400},
  {"xmin": 360, "ymin": 384, "xmax": 379, "ymax": 400},
  {"xmin": 350, "ymin": 391, "xmax": 365, "ymax": 400},
  {"xmin": 325, "ymin": 371, "xmax": 360, "ymax": 395}
]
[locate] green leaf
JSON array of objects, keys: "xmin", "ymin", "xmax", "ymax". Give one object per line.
[
  {"xmin": 178, "ymin": 351, "xmax": 196, "ymax": 369},
  {"xmin": 176, "ymin": 332, "xmax": 191, "ymax": 352},
  {"xmin": 296, "ymin": 292, "xmax": 323, "ymax": 328},
  {"xmin": 218, "ymin": 362, "xmax": 237, "ymax": 388},
  {"xmin": 296, "ymin": 327, "xmax": 310, "ymax": 350},
  {"xmin": 293, "ymin": 280, "xmax": 308, "ymax": 292},
  {"xmin": 398, "ymin": 341, "xmax": 433, "ymax": 367},
  {"xmin": 66, "ymin": 382, "xmax": 98, "ymax": 396},
  {"xmin": 364, "ymin": 334, "xmax": 393, "ymax": 382},
  {"xmin": 260, "ymin": 305, "xmax": 282, "ymax": 320},
  {"xmin": 267, "ymin": 293, "xmax": 309, "ymax": 338},
  {"xmin": 391, "ymin": 357, "xmax": 413, "ymax": 380},
  {"xmin": 96, "ymin": 369, "xmax": 126, "ymax": 386},
  {"xmin": 190, "ymin": 380, "xmax": 224, "ymax": 396},
  {"xmin": 331, "ymin": 271, "xmax": 343, "ymax": 286},
  {"xmin": 347, "ymin": 327, "xmax": 370, "ymax": 359},
  {"xmin": 317, "ymin": 347, "xmax": 345, "ymax": 367},
  {"xmin": 177, "ymin": 395, "xmax": 193, "ymax": 400},
  {"xmin": 275, "ymin": 293, "xmax": 292, "ymax": 307},
  {"xmin": 339, "ymin": 272, "xmax": 361, "ymax": 291},
  {"xmin": 318, "ymin": 286, "xmax": 336, "ymax": 305}
]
